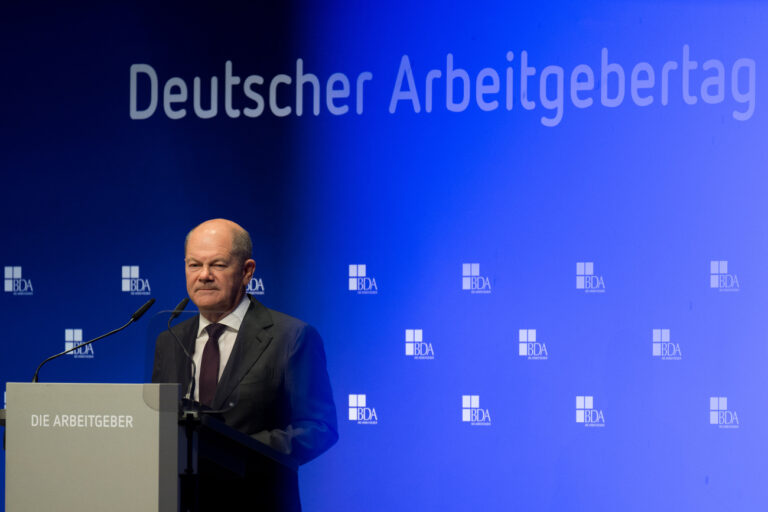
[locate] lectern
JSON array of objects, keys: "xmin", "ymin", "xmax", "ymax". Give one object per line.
[{"xmin": 1, "ymin": 383, "xmax": 299, "ymax": 511}]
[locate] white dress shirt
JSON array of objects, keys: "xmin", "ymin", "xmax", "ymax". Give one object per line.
[{"xmin": 191, "ymin": 294, "xmax": 250, "ymax": 402}]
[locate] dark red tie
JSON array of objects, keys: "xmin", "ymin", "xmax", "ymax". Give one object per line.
[{"xmin": 199, "ymin": 323, "xmax": 226, "ymax": 407}]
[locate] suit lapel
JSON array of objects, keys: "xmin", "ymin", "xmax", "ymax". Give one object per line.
[
  {"xmin": 174, "ymin": 317, "xmax": 199, "ymax": 396},
  {"xmin": 212, "ymin": 295, "xmax": 274, "ymax": 409}
]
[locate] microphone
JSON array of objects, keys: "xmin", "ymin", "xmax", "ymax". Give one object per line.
[
  {"xmin": 169, "ymin": 297, "xmax": 190, "ymax": 322},
  {"xmin": 32, "ymin": 298, "xmax": 156, "ymax": 383},
  {"xmin": 167, "ymin": 297, "xmax": 197, "ymax": 401},
  {"xmin": 131, "ymin": 298, "xmax": 156, "ymax": 322}
]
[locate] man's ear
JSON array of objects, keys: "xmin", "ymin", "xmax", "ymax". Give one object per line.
[{"xmin": 243, "ymin": 259, "xmax": 256, "ymax": 283}]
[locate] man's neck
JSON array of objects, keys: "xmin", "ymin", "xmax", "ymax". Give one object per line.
[{"xmin": 200, "ymin": 293, "xmax": 247, "ymax": 324}]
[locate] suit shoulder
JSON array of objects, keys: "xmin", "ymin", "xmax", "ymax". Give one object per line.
[
  {"xmin": 157, "ymin": 314, "xmax": 198, "ymax": 341},
  {"xmin": 267, "ymin": 307, "xmax": 311, "ymax": 332},
  {"xmin": 247, "ymin": 296, "xmax": 321, "ymax": 342}
]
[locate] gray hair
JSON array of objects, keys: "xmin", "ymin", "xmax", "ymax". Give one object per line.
[{"xmin": 230, "ymin": 227, "xmax": 253, "ymax": 263}]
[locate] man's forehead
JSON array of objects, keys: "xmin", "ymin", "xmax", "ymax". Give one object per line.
[{"xmin": 186, "ymin": 231, "xmax": 235, "ymax": 257}]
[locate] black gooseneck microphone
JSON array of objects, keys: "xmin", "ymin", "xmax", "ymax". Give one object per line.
[
  {"xmin": 32, "ymin": 298, "xmax": 156, "ymax": 383},
  {"xmin": 169, "ymin": 297, "xmax": 190, "ymax": 323},
  {"xmin": 167, "ymin": 297, "xmax": 197, "ymax": 400},
  {"xmin": 168, "ymin": 298, "xmax": 239, "ymax": 414},
  {"xmin": 169, "ymin": 298, "xmax": 237, "ymax": 414}
]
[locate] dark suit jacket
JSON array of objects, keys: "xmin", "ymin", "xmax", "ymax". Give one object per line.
[{"xmin": 152, "ymin": 295, "xmax": 338, "ymax": 466}]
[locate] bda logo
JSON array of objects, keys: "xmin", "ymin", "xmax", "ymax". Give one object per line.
[
  {"xmin": 710, "ymin": 397, "xmax": 739, "ymax": 428},
  {"xmin": 576, "ymin": 262, "xmax": 605, "ymax": 293},
  {"xmin": 4, "ymin": 266, "xmax": 33, "ymax": 296},
  {"xmin": 710, "ymin": 261, "xmax": 739, "ymax": 292},
  {"xmin": 405, "ymin": 329, "xmax": 434, "ymax": 360},
  {"xmin": 121, "ymin": 266, "xmax": 151, "ymax": 296},
  {"xmin": 246, "ymin": 277, "xmax": 265, "ymax": 295},
  {"xmin": 576, "ymin": 395, "xmax": 604, "ymax": 427},
  {"xmin": 65, "ymin": 329, "xmax": 94, "ymax": 359},
  {"xmin": 462, "ymin": 263, "xmax": 491, "ymax": 294},
  {"xmin": 652, "ymin": 329, "xmax": 681, "ymax": 360},
  {"xmin": 348, "ymin": 394, "xmax": 378, "ymax": 424},
  {"xmin": 349, "ymin": 264, "xmax": 378, "ymax": 294},
  {"xmin": 462, "ymin": 395, "xmax": 491, "ymax": 426},
  {"xmin": 518, "ymin": 329, "xmax": 548, "ymax": 360}
]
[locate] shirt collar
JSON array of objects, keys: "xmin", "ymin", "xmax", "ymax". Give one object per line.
[{"xmin": 197, "ymin": 294, "xmax": 251, "ymax": 336}]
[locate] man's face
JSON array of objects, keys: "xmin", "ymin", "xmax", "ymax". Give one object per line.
[{"xmin": 185, "ymin": 227, "xmax": 254, "ymax": 320}]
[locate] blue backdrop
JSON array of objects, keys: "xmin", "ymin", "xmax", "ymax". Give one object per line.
[{"xmin": 2, "ymin": 2, "xmax": 766, "ymax": 510}]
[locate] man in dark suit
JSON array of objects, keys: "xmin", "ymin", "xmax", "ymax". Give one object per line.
[{"xmin": 152, "ymin": 218, "xmax": 338, "ymax": 509}]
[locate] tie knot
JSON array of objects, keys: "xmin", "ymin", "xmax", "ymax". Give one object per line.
[{"xmin": 205, "ymin": 323, "xmax": 227, "ymax": 341}]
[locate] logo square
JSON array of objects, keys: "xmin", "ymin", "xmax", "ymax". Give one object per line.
[
  {"xmin": 4, "ymin": 280, "xmax": 11, "ymax": 292},
  {"xmin": 709, "ymin": 397, "xmax": 718, "ymax": 410},
  {"xmin": 709, "ymin": 411, "xmax": 718, "ymax": 424},
  {"xmin": 349, "ymin": 408, "xmax": 357, "ymax": 420},
  {"xmin": 661, "ymin": 329, "xmax": 670, "ymax": 342},
  {"xmin": 576, "ymin": 276, "xmax": 585, "ymax": 289},
  {"xmin": 584, "ymin": 396, "xmax": 593, "ymax": 409},
  {"xmin": 710, "ymin": 261, "xmax": 719, "ymax": 274},
  {"xmin": 576, "ymin": 396, "xmax": 584, "ymax": 409},
  {"xmin": 462, "ymin": 277, "xmax": 471, "ymax": 290},
  {"xmin": 4, "ymin": 267, "xmax": 12, "ymax": 278},
  {"xmin": 462, "ymin": 409, "xmax": 471, "ymax": 422},
  {"xmin": 576, "ymin": 410, "xmax": 585, "ymax": 423},
  {"xmin": 462, "ymin": 395, "xmax": 470, "ymax": 408},
  {"xmin": 405, "ymin": 329, "xmax": 414, "ymax": 342},
  {"xmin": 349, "ymin": 265, "xmax": 358, "ymax": 277},
  {"xmin": 415, "ymin": 330, "xmax": 422, "ymax": 342},
  {"xmin": 122, "ymin": 279, "xmax": 131, "ymax": 292},
  {"xmin": 358, "ymin": 265, "xmax": 366, "ymax": 277},
  {"xmin": 470, "ymin": 395, "xmax": 479, "ymax": 408},
  {"xmin": 584, "ymin": 262, "xmax": 594, "ymax": 275},
  {"xmin": 470, "ymin": 264, "xmax": 479, "ymax": 276},
  {"xmin": 519, "ymin": 343, "xmax": 527, "ymax": 356},
  {"xmin": 122, "ymin": 266, "xmax": 131, "ymax": 278},
  {"xmin": 462, "ymin": 263, "xmax": 471, "ymax": 276},
  {"xmin": 718, "ymin": 397, "xmax": 727, "ymax": 410},
  {"xmin": 719, "ymin": 261, "xmax": 727, "ymax": 274},
  {"xmin": 710, "ymin": 275, "xmax": 719, "ymax": 288},
  {"xmin": 348, "ymin": 278, "xmax": 357, "ymax": 291},
  {"xmin": 405, "ymin": 344, "xmax": 414, "ymax": 355},
  {"xmin": 652, "ymin": 344, "xmax": 661, "ymax": 356}
]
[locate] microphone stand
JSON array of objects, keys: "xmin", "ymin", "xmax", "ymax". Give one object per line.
[{"xmin": 32, "ymin": 299, "xmax": 155, "ymax": 383}]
